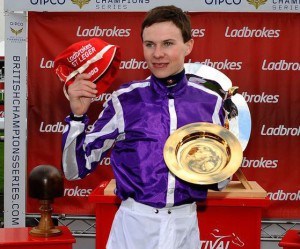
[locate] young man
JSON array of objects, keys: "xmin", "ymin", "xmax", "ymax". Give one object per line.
[{"xmin": 61, "ymin": 5, "xmax": 229, "ymax": 249}]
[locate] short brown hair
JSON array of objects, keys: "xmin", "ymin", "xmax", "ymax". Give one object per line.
[{"xmin": 141, "ymin": 5, "xmax": 192, "ymax": 43}]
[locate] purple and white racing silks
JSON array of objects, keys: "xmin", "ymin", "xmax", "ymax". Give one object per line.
[{"xmin": 62, "ymin": 74, "xmax": 228, "ymax": 208}]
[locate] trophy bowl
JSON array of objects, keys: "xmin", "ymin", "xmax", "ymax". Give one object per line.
[{"xmin": 163, "ymin": 122, "xmax": 243, "ymax": 185}]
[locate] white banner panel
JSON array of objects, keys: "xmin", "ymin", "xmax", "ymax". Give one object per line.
[
  {"xmin": 4, "ymin": 0, "xmax": 300, "ymax": 13},
  {"xmin": 4, "ymin": 12, "xmax": 27, "ymax": 227}
]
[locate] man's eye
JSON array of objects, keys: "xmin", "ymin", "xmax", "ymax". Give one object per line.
[
  {"xmin": 145, "ymin": 43, "xmax": 154, "ymax": 48},
  {"xmin": 164, "ymin": 42, "xmax": 173, "ymax": 47}
]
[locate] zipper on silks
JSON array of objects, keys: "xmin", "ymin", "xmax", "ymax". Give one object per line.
[{"xmin": 165, "ymin": 95, "xmax": 177, "ymax": 208}]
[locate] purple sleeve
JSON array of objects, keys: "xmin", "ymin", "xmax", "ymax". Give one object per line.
[{"xmin": 61, "ymin": 98, "xmax": 120, "ymax": 180}]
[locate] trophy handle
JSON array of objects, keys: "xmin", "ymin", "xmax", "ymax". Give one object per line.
[{"xmin": 225, "ymin": 87, "xmax": 252, "ymax": 190}]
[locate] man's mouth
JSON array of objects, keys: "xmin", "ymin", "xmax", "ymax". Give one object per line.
[{"xmin": 152, "ymin": 63, "xmax": 168, "ymax": 68}]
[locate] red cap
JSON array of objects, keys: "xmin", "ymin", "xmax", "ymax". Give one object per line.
[{"xmin": 54, "ymin": 38, "xmax": 120, "ymax": 98}]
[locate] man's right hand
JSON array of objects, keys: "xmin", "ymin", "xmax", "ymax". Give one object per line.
[{"xmin": 67, "ymin": 74, "xmax": 98, "ymax": 116}]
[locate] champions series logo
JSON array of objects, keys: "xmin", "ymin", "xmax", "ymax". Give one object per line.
[
  {"xmin": 30, "ymin": 0, "xmax": 151, "ymax": 9},
  {"xmin": 71, "ymin": 0, "xmax": 90, "ymax": 9},
  {"xmin": 247, "ymin": 0, "xmax": 300, "ymax": 11},
  {"xmin": 7, "ymin": 21, "xmax": 26, "ymax": 43},
  {"xmin": 10, "ymin": 27, "xmax": 23, "ymax": 36},
  {"xmin": 247, "ymin": 0, "xmax": 267, "ymax": 9}
]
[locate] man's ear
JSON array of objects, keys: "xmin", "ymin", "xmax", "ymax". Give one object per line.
[{"xmin": 185, "ymin": 39, "xmax": 194, "ymax": 56}]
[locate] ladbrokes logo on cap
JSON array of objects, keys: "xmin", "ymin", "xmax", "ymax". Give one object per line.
[
  {"xmin": 54, "ymin": 38, "xmax": 121, "ymax": 99},
  {"xmin": 71, "ymin": 0, "xmax": 90, "ymax": 9},
  {"xmin": 247, "ymin": 0, "xmax": 267, "ymax": 9}
]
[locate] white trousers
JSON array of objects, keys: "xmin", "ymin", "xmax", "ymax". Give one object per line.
[{"xmin": 106, "ymin": 198, "xmax": 201, "ymax": 249}]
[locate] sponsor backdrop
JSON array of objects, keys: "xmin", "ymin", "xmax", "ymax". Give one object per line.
[
  {"xmin": 3, "ymin": 0, "xmax": 300, "ymax": 228},
  {"xmin": 25, "ymin": 11, "xmax": 300, "ymax": 219}
]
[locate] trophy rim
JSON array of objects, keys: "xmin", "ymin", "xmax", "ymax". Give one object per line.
[{"xmin": 163, "ymin": 122, "xmax": 243, "ymax": 185}]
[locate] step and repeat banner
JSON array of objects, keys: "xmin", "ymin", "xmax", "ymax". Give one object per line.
[
  {"xmin": 25, "ymin": 11, "xmax": 300, "ymax": 219},
  {"xmin": 4, "ymin": 0, "xmax": 300, "ymax": 227}
]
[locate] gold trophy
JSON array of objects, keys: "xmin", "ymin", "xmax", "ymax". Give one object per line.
[
  {"xmin": 164, "ymin": 121, "xmax": 243, "ymax": 185},
  {"xmin": 164, "ymin": 63, "xmax": 252, "ymax": 188},
  {"xmin": 28, "ymin": 165, "xmax": 64, "ymax": 237}
]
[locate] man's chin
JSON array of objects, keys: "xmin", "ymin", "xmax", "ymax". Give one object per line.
[{"xmin": 152, "ymin": 70, "xmax": 172, "ymax": 79}]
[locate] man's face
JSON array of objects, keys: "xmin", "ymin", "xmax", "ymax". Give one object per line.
[{"xmin": 142, "ymin": 21, "xmax": 194, "ymax": 79}]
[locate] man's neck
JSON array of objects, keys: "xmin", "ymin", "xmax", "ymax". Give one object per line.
[{"xmin": 155, "ymin": 69, "xmax": 185, "ymax": 87}]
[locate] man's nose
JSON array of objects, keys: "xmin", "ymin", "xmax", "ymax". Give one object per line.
[{"xmin": 153, "ymin": 45, "xmax": 164, "ymax": 58}]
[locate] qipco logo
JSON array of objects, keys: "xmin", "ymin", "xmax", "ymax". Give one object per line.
[
  {"xmin": 30, "ymin": 0, "xmax": 66, "ymax": 5},
  {"xmin": 10, "ymin": 22, "xmax": 24, "ymax": 27},
  {"xmin": 205, "ymin": 0, "xmax": 241, "ymax": 5}
]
